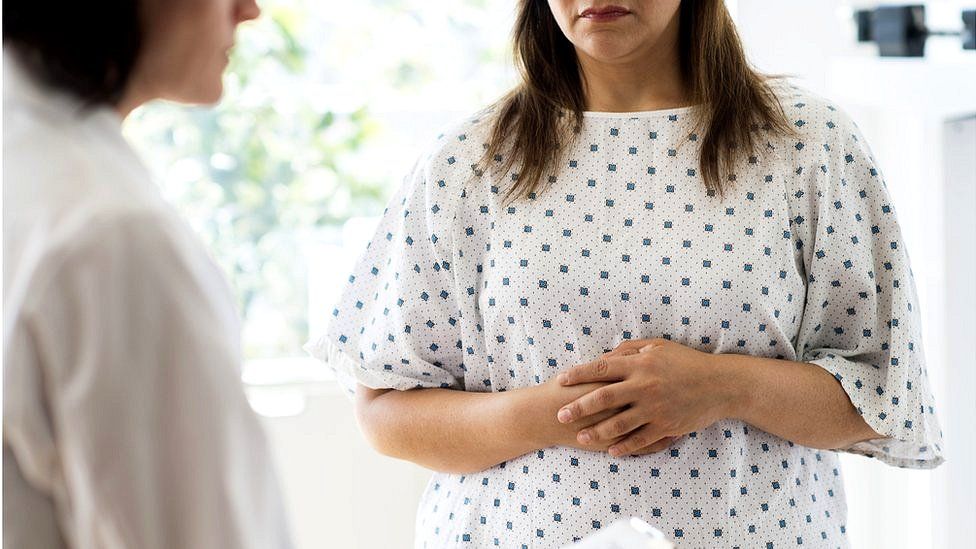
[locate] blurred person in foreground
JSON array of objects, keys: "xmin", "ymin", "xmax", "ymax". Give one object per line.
[{"xmin": 3, "ymin": 1, "xmax": 293, "ymax": 547}]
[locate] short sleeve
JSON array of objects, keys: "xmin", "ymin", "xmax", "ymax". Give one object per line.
[
  {"xmin": 787, "ymin": 102, "xmax": 945, "ymax": 469},
  {"xmin": 305, "ymin": 154, "xmax": 467, "ymax": 399}
]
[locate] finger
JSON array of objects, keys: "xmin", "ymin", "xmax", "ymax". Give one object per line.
[
  {"xmin": 625, "ymin": 436, "xmax": 678, "ymax": 457},
  {"xmin": 606, "ymin": 424, "xmax": 667, "ymax": 457},
  {"xmin": 638, "ymin": 339, "xmax": 667, "ymax": 353},
  {"xmin": 579, "ymin": 406, "xmax": 627, "ymax": 429},
  {"xmin": 557, "ymin": 354, "xmax": 633, "ymax": 386},
  {"xmin": 605, "ymin": 339, "xmax": 658, "ymax": 359},
  {"xmin": 609, "ymin": 339, "xmax": 646, "ymax": 355},
  {"xmin": 556, "ymin": 384, "xmax": 625, "ymax": 424},
  {"xmin": 606, "ymin": 347, "xmax": 639, "ymax": 358},
  {"xmin": 578, "ymin": 408, "xmax": 646, "ymax": 444}
]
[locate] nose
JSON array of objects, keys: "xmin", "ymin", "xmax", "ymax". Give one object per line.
[{"xmin": 237, "ymin": 0, "xmax": 261, "ymax": 23}]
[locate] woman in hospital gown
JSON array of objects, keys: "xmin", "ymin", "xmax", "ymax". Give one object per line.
[{"xmin": 307, "ymin": 1, "xmax": 945, "ymax": 547}]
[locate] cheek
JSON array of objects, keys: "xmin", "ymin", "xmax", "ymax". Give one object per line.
[
  {"xmin": 157, "ymin": 41, "xmax": 225, "ymax": 104},
  {"xmin": 183, "ymin": 13, "xmax": 234, "ymax": 94},
  {"xmin": 634, "ymin": 1, "xmax": 681, "ymax": 40},
  {"xmin": 136, "ymin": 2, "xmax": 234, "ymax": 104},
  {"xmin": 547, "ymin": 1, "xmax": 576, "ymax": 37}
]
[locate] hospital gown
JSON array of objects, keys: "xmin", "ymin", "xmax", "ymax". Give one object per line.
[{"xmin": 307, "ymin": 82, "xmax": 945, "ymax": 548}]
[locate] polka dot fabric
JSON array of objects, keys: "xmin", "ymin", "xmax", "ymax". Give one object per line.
[{"xmin": 306, "ymin": 82, "xmax": 945, "ymax": 548}]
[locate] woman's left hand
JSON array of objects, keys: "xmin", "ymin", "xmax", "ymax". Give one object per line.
[{"xmin": 555, "ymin": 338, "xmax": 735, "ymax": 457}]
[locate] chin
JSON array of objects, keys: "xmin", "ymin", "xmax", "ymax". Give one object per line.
[
  {"xmin": 583, "ymin": 44, "xmax": 640, "ymax": 63},
  {"xmin": 199, "ymin": 87, "xmax": 224, "ymax": 106},
  {"xmin": 580, "ymin": 35, "xmax": 644, "ymax": 62}
]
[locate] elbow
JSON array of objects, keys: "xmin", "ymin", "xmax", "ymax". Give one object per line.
[
  {"xmin": 353, "ymin": 385, "xmax": 398, "ymax": 457},
  {"xmin": 352, "ymin": 385, "xmax": 497, "ymax": 474}
]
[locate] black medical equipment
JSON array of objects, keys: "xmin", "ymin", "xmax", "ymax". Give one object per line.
[{"xmin": 854, "ymin": 5, "xmax": 976, "ymax": 57}]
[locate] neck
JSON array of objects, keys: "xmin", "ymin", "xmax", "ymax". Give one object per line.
[
  {"xmin": 116, "ymin": 89, "xmax": 149, "ymax": 120},
  {"xmin": 115, "ymin": 99, "xmax": 138, "ymax": 121},
  {"xmin": 116, "ymin": 73, "xmax": 154, "ymax": 120},
  {"xmin": 576, "ymin": 33, "xmax": 689, "ymax": 112}
]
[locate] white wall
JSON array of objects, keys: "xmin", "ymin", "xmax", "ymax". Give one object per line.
[
  {"xmin": 938, "ymin": 113, "xmax": 976, "ymax": 549},
  {"xmin": 252, "ymin": 381, "xmax": 432, "ymax": 548}
]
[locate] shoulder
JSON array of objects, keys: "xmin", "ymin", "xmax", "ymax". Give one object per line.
[
  {"xmin": 415, "ymin": 110, "xmax": 495, "ymax": 180},
  {"xmin": 769, "ymin": 79, "xmax": 842, "ymax": 119},
  {"xmin": 395, "ymin": 110, "xmax": 496, "ymax": 216},
  {"xmin": 4, "ymin": 126, "xmax": 186, "ymax": 287},
  {"xmin": 11, "ymin": 196, "xmax": 223, "ymax": 317},
  {"xmin": 768, "ymin": 79, "xmax": 867, "ymax": 154},
  {"xmin": 5, "ymin": 107, "xmax": 164, "ymax": 227},
  {"xmin": 75, "ymin": 207, "xmax": 205, "ymax": 264},
  {"xmin": 51, "ymin": 206, "xmax": 207, "ymax": 282},
  {"xmin": 767, "ymin": 80, "xmax": 882, "ymax": 197},
  {"xmin": 771, "ymin": 82, "xmax": 890, "ymax": 226},
  {"xmin": 3, "ymin": 107, "xmax": 204, "ymax": 306}
]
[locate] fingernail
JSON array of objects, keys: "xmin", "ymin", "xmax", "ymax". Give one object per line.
[
  {"xmin": 608, "ymin": 446, "xmax": 620, "ymax": 457},
  {"xmin": 578, "ymin": 431, "xmax": 591, "ymax": 444},
  {"xmin": 557, "ymin": 408, "xmax": 573, "ymax": 423},
  {"xmin": 556, "ymin": 373, "xmax": 568, "ymax": 384}
]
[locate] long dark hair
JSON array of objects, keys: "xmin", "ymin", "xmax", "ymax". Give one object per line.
[
  {"xmin": 482, "ymin": 1, "xmax": 797, "ymax": 201},
  {"xmin": 3, "ymin": 0, "xmax": 142, "ymax": 106}
]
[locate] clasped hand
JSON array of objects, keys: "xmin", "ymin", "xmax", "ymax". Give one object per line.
[{"xmin": 555, "ymin": 338, "xmax": 730, "ymax": 457}]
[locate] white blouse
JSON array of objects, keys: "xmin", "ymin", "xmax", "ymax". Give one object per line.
[
  {"xmin": 307, "ymin": 81, "xmax": 945, "ymax": 548},
  {"xmin": 3, "ymin": 53, "xmax": 292, "ymax": 549}
]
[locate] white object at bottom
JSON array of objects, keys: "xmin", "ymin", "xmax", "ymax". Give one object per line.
[{"xmin": 562, "ymin": 517, "xmax": 676, "ymax": 549}]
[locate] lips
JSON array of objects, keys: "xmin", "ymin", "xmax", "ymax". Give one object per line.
[{"xmin": 579, "ymin": 5, "xmax": 631, "ymax": 20}]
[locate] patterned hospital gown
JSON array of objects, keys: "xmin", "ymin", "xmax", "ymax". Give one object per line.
[{"xmin": 306, "ymin": 82, "xmax": 945, "ymax": 548}]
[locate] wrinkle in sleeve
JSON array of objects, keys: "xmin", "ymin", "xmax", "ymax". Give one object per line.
[
  {"xmin": 305, "ymin": 155, "xmax": 467, "ymax": 399},
  {"xmin": 788, "ymin": 107, "xmax": 945, "ymax": 469}
]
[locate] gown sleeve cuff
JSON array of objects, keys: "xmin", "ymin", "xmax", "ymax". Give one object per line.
[
  {"xmin": 304, "ymin": 334, "xmax": 454, "ymax": 400},
  {"xmin": 807, "ymin": 353, "xmax": 946, "ymax": 470}
]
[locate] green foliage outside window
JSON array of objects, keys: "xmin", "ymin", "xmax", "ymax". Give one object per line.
[{"xmin": 125, "ymin": 0, "xmax": 513, "ymax": 359}]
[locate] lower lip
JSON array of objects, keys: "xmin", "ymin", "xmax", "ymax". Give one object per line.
[{"xmin": 581, "ymin": 11, "xmax": 630, "ymax": 22}]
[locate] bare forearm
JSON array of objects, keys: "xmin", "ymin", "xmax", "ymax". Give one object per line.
[
  {"xmin": 356, "ymin": 385, "xmax": 539, "ymax": 474},
  {"xmin": 718, "ymin": 353, "xmax": 885, "ymax": 450}
]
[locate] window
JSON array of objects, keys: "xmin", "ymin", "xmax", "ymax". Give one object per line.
[{"xmin": 124, "ymin": 0, "xmax": 516, "ymax": 383}]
